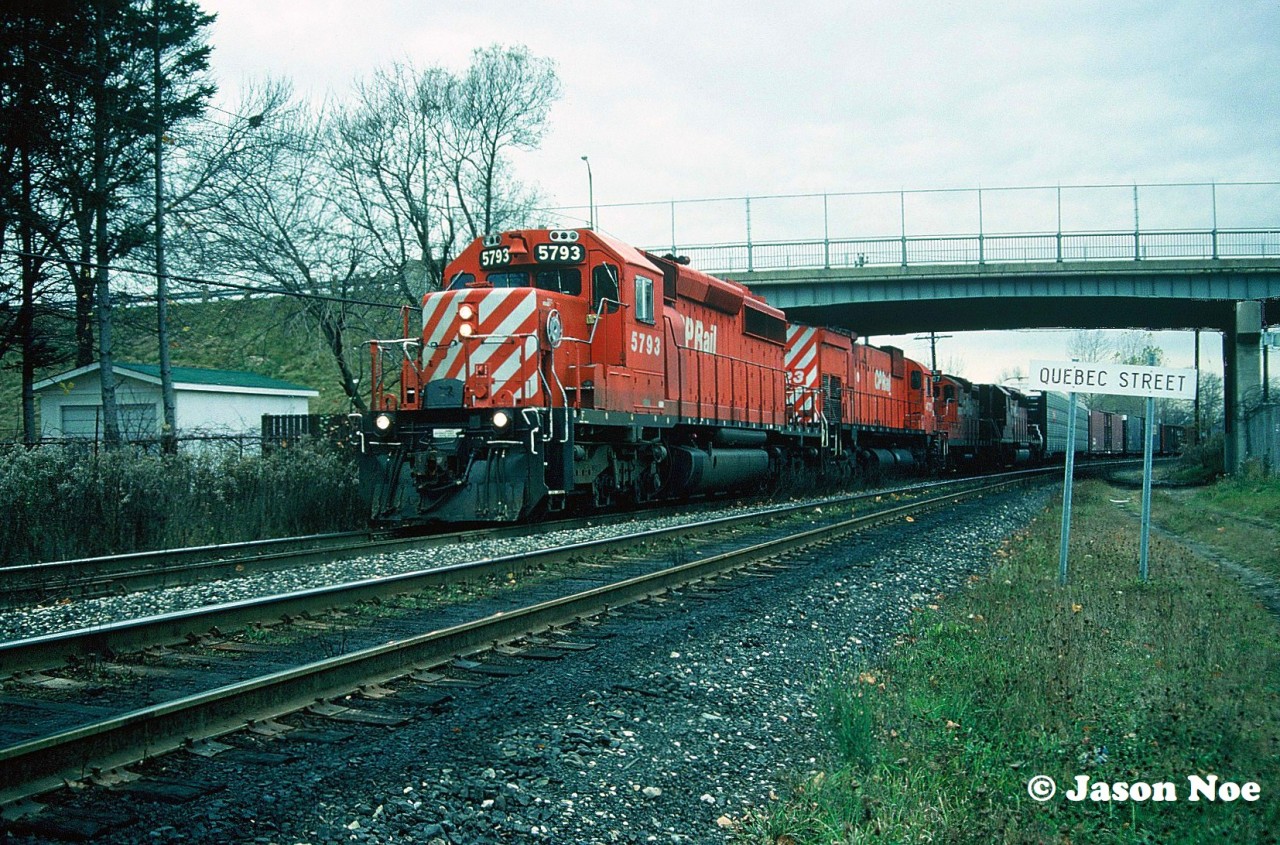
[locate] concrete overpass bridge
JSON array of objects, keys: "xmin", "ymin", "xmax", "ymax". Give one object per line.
[
  {"xmin": 660, "ymin": 226, "xmax": 1280, "ymax": 472},
  {"xmin": 722, "ymin": 255, "xmax": 1279, "ymax": 336},
  {"xmin": 602, "ymin": 180, "xmax": 1280, "ymax": 470}
]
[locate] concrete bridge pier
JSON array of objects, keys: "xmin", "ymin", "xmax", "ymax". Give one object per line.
[{"xmin": 1223, "ymin": 300, "xmax": 1263, "ymax": 473}]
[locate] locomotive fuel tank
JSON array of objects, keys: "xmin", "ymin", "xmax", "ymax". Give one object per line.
[{"xmin": 668, "ymin": 445, "xmax": 772, "ymax": 495}]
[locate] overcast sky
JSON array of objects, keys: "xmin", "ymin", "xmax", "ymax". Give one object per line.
[{"xmin": 200, "ymin": 0, "xmax": 1280, "ymax": 381}]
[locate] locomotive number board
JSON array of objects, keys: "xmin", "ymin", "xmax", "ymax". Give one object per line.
[
  {"xmin": 479, "ymin": 246, "xmax": 510, "ymax": 268},
  {"xmin": 534, "ymin": 243, "xmax": 585, "ymax": 264}
]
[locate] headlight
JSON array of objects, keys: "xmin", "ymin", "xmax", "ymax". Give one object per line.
[
  {"xmin": 458, "ymin": 303, "xmax": 475, "ymax": 320},
  {"xmin": 459, "ymin": 323, "xmax": 474, "ymax": 337},
  {"xmin": 492, "ymin": 410, "xmax": 511, "ymax": 430},
  {"xmin": 374, "ymin": 413, "xmax": 392, "ymax": 431}
]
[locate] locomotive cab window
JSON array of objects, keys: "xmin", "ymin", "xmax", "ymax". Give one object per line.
[
  {"xmin": 592, "ymin": 263, "xmax": 620, "ymax": 314},
  {"xmin": 535, "ymin": 267, "xmax": 582, "ymax": 296},
  {"xmin": 487, "ymin": 271, "xmax": 528, "ymax": 289},
  {"xmin": 911, "ymin": 370, "xmax": 922, "ymax": 390},
  {"xmin": 634, "ymin": 274, "xmax": 655, "ymax": 324},
  {"xmin": 447, "ymin": 272, "xmax": 475, "ymax": 290}
]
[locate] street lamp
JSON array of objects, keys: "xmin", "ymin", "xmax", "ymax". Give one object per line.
[{"xmin": 580, "ymin": 155, "xmax": 594, "ymax": 229}]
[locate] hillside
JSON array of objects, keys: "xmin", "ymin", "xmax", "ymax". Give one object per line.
[{"xmin": 1, "ymin": 293, "xmax": 405, "ymax": 439}]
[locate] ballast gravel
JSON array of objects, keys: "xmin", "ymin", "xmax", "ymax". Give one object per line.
[
  {"xmin": 0, "ymin": 481, "xmax": 949, "ymax": 643},
  {"xmin": 2, "ymin": 485, "xmax": 1052, "ymax": 845}
]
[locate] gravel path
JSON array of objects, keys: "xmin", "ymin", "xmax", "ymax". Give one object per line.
[{"xmin": 2, "ymin": 484, "xmax": 1052, "ymax": 845}]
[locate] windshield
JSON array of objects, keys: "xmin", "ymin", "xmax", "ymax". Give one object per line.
[{"xmin": 485, "ymin": 267, "xmax": 582, "ymax": 295}]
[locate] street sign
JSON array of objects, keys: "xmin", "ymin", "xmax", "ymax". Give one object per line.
[
  {"xmin": 1033, "ymin": 358, "xmax": 1197, "ymax": 587},
  {"xmin": 1029, "ymin": 360, "xmax": 1197, "ymax": 400}
]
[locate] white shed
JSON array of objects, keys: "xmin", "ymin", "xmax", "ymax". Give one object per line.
[{"xmin": 33, "ymin": 362, "xmax": 320, "ymax": 442}]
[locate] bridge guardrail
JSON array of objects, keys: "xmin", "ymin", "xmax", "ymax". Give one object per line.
[{"xmin": 655, "ymin": 228, "xmax": 1280, "ymax": 274}]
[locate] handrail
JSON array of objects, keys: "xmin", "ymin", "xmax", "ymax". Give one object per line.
[{"xmin": 659, "ymin": 227, "xmax": 1280, "ymax": 274}]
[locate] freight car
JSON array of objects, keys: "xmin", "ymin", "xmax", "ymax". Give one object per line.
[
  {"xmin": 1087, "ymin": 410, "xmax": 1125, "ymax": 455},
  {"xmin": 1030, "ymin": 390, "xmax": 1090, "ymax": 460},
  {"xmin": 1158, "ymin": 423, "xmax": 1187, "ymax": 455},
  {"xmin": 356, "ymin": 228, "xmax": 942, "ymax": 526}
]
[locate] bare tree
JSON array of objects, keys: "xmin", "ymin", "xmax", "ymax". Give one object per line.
[
  {"xmin": 447, "ymin": 45, "xmax": 561, "ymax": 241},
  {"xmin": 330, "ymin": 49, "xmax": 561, "ymax": 302},
  {"xmin": 196, "ymin": 92, "xmax": 381, "ymax": 411},
  {"xmin": 195, "ymin": 46, "xmax": 561, "ymax": 411},
  {"xmin": 330, "ymin": 64, "xmax": 459, "ymax": 300},
  {"xmin": 1197, "ymin": 372, "xmax": 1225, "ymax": 435}
]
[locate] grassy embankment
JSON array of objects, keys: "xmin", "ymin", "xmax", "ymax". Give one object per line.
[{"xmin": 745, "ymin": 476, "xmax": 1280, "ymax": 844}]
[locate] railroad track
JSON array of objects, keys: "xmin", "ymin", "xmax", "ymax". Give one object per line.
[
  {"xmin": 0, "ymin": 487, "xmax": 919, "ymax": 607},
  {"xmin": 0, "ymin": 469, "xmax": 1050, "ymax": 810},
  {"xmin": 3, "ymin": 460, "xmax": 1143, "ymax": 610},
  {"xmin": 0, "ymin": 470, "xmax": 1052, "ymax": 673},
  {"xmin": 0, "ymin": 530, "xmax": 370, "ymax": 606},
  {"xmin": 0, "ymin": 513, "xmax": 674, "ymax": 607}
]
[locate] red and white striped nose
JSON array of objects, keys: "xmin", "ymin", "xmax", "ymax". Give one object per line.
[{"xmin": 420, "ymin": 289, "xmax": 543, "ymax": 406}]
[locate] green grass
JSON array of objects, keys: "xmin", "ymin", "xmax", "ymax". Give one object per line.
[
  {"xmin": 743, "ymin": 480, "xmax": 1280, "ymax": 844},
  {"xmin": 1184, "ymin": 470, "xmax": 1280, "ymax": 524},
  {"xmin": 1147, "ymin": 473, "xmax": 1280, "ymax": 582}
]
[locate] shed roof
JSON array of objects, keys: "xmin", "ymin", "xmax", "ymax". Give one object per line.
[{"xmin": 33, "ymin": 362, "xmax": 319, "ymax": 397}]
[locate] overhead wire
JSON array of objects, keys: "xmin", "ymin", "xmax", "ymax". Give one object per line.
[{"xmin": 0, "ymin": 247, "xmax": 411, "ymax": 312}]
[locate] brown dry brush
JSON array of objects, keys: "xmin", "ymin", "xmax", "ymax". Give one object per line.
[{"xmin": 0, "ymin": 441, "xmax": 361, "ymax": 565}]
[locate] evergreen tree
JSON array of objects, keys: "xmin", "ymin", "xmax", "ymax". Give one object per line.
[{"xmin": 2, "ymin": 0, "xmax": 215, "ymax": 443}]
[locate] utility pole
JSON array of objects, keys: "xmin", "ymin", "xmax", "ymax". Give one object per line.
[
  {"xmin": 913, "ymin": 330, "xmax": 953, "ymax": 377},
  {"xmin": 154, "ymin": 0, "xmax": 178, "ymax": 452}
]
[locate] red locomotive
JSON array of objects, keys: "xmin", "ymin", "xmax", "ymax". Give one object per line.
[
  {"xmin": 356, "ymin": 228, "xmax": 1187, "ymax": 526},
  {"xmin": 358, "ymin": 228, "xmax": 941, "ymax": 525}
]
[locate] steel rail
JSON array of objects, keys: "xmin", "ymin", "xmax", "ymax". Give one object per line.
[
  {"xmin": 1, "ymin": 455, "xmax": 1144, "ymax": 609},
  {"xmin": 0, "ymin": 531, "xmax": 369, "ymax": 603},
  {"xmin": 0, "ymin": 470, "xmax": 1056, "ymax": 677},
  {"xmin": 0, "ymin": 505, "xmax": 734, "ymax": 605},
  {"xmin": 0, "ymin": 472, "xmax": 1041, "ymax": 805}
]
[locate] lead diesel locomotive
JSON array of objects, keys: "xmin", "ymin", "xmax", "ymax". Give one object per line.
[{"xmin": 357, "ymin": 228, "xmax": 940, "ymax": 526}]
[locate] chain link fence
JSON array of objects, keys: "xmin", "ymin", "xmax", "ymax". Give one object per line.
[{"xmin": 1242, "ymin": 402, "xmax": 1280, "ymax": 475}]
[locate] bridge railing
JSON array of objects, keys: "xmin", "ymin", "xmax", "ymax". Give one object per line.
[
  {"xmin": 656, "ymin": 228, "xmax": 1280, "ymax": 274},
  {"xmin": 551, "ymin": 179, "xmax": 1279, "ymax": 274}
]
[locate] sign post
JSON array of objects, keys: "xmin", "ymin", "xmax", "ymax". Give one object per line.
[
  {"xmin": 1057, "ymin": 390, "xmax": 1078, "ymax": 586},
  {"xmin": 1139, "ymin": 394, "xmax": 1155, "ymax": 580},
  {"xmin": 1030, "ymin": 360, "xmax": 1197, "ymax": 584}
]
